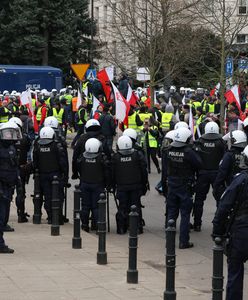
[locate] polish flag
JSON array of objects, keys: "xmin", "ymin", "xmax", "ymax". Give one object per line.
[
  {"xmin": 92, "ymin": 95, "xmax": 100, "ymax": 117},
  {"xmin": 210, "ymin": 83, "xmax": 220, "ymax": 97},
  {"xmin": 145, "ymin": 87, "xmax": 151, "ymax": 107},
  {"xmin": 225, "ymin": 85, "xmax": 246, "ymax": 121},
  {"xmin": 20, "ymin": 89, "xmax": 33, "ymax": 118},
  {"xmin": 111, "ymin": 81, "xmax": 130, "ymax": 126},
  {"xmin": 126, "ymin": 84, "xmax": 138, "ymax": 106},
  {"xmin": 97, "ymin": 68, "xmax": 112, "ymax": 102}
]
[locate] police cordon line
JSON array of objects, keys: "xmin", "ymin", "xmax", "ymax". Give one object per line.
[{"xmin": 0, "ymin": 84, "xmax": 248, "ymax": 300}]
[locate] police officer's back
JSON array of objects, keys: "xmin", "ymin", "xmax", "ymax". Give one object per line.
[
  {"xmin": 33, "ymin": 127, "xmax": 67, "ymax": 223},
  {"xmin": 77, "ymin": 138, "xmax": 110, "ymax": 232},
  {"xmin": 193, "ymin": 122, "xmax": 226, "ymax": 231},
  {"xmin": 212, "ymin": 145, "xmax": 248, "ymax": 300},
  {"xmin": 112, "ymin": 136, "xmax": 148, "ymax": 234},
  {"xmin": 213, "ymin": 130, "xmax": 247, "ymax": 201},
  {"xmin": 162, "ymin": 127, "xmax": 202, "ymax": 248}
]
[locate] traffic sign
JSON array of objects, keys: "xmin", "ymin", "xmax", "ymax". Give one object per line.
[
  {"xmin": 86, "ymin": 69, "xmax": 97, "ymax": 81},
  {"xmin": 71, "ymin": 64, "xmax": 90, "ymax": 81},
  {"xmin": 225, "ymin": 57, "xmax": 233, "ymax": 77}
]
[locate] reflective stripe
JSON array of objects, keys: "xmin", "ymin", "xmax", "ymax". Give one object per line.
[
  {"xmin": 161, "ymin": 112, "xmax": 173, "ymax": 129},
  {"xmin": 52, "ymin": 108, "xmax": 64, "ymax": 124},
  {"xmin": 77, "ymin": 108, "xmax": 87, "ymax": 125}
]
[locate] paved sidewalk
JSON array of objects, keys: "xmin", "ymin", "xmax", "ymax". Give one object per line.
[{"xmin": 1, "ymin": 211, "xmax": 214, "ymax": 300}]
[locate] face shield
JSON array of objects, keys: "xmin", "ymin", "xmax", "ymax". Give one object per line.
[{"xmin": 0, "ymin": 127, "xmax": 22, "ymax": 140}]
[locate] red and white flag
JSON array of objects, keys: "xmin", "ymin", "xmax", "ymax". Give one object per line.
[
  {"xmin": 126, "ymin": 84, "xmax": 138, "ymax": 106},
  {"xmin": 97, "ymin": 68, "xmax": 112, "ymax": 102},
  {"xmin": 111, "ymin": 81, "xmax": 130, "ymax": 126},
  {"xmin": 91, "ymin": 95, "xmax": 100, "ymax": 116},
  {"xmin": 210, "ymin": 83, "xmax": 220, "ymax": 97},
  {"xmin": 225, "ymin": 85, "xmax": 241, "ymax": 110}
]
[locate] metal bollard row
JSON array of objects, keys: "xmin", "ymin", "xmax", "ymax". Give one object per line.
[
  {"xmin": 97, "ymin": 193, "xmax": 107, "ymax": 265},
  {"xmin": 51, "ymin": 176, "xmax": 60, "ymax": 236},
  {"xmin": 72, "ymin": 185, "xmax": 82, "ymax": 249}
]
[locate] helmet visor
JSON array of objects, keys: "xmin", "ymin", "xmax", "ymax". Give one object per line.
[{"xmin": 0, "ymin": 127, "xmax": 22, "ymax": 140}]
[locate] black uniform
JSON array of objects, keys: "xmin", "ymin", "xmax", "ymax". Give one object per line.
[
  {"xmin": 111, "ymin": 149, "xmax": 148, "ymax": 234},
  {"xmin": 212, "ymin": 171, "xmax": 248, "ymax": 300},
  {"xmin": 193, "ymin": 133, "xmax": 226, "ymax": 229},
  {"xmin": 33, "ymin": 138, "xmax": 67, "ymax": 223},
  {"xmin": 78, "ymin": 151, "xmax": 110, "ymax": 231}
]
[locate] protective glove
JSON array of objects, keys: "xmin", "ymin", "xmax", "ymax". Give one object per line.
[{"xmin": 71, "ymin": 173, "xmax": 78, "ymax": 180}]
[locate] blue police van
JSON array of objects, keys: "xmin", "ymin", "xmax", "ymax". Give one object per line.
[{"xmin": 0, "ymin": 65, "xmax": 63, "ymax": 92}]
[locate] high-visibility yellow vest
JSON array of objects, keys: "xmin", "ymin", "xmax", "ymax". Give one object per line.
[
  {"xmin": 128, "ymin": 112, "xmax": 139, "ymax": 131},
  {"xmin": 208, "ymin": 103, "xmax": 215, "ymax": 113},
  {"xmin": 161, "ymin": 112, "xmax": 173, "ymax": 130},
  {"xmin": 36, "ymin": 106, "xmax": 47, "ymax": 121},
  {"xmin": 148, "ymin": 126, "xmax": 158, "ymax": 148},
  {"xmin": 64, "ymin": 94, "xmax": 72, "ymax": 105},
  {"xmin": 245, "ymin": 102, "xmax": 248, "ymax": 110},
  {"xmin": 77, "ymin": 108, "xmax": 87, "ymax": 125},
  {"xmin": 45, "ymin": 98, "xmax": 51, "ymax": 108},
  {"xmin": 140, "ymin": 96, "xmax": 147, "ymax": 103},
  {"xmin": 0, "ymin": 107, "xmax": 9, "ymax": 123},
  {"xmin": 32, "ymin": 98, "xmax": 36, "ymax": 110},
  {"xmin": 192, "ymin": 101, "xmax": 201, "ymax": 109},
  {"xmin": 52, "ymin": 108, "xmax": 64, "ymax": 124},
  {"xmin": 201, "ymin": 99, "xmax": 208, "ymax": 113},
  {"xmin": 196, "ymin": 114, "xmax": 204, "ymax": 127},
  {"xmin": 138, "ymin": 112, "xmax": 152, "ymax": 123}
]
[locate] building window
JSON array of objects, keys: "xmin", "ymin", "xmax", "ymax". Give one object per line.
[
  {"xmin": 237, "ymin": 34, "xmax": 247, "ymax": 43},
  {"xmin": 238, "ymin": 0, "xmax": 248, "ymax": 15}
]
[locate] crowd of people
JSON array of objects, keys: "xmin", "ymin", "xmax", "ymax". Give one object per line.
[{"xmin": 0, "ymin": 78, "xmax": 248, "ymax": 300}]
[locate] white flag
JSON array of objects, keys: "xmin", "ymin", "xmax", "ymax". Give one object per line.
[
  {"xmin": 83, "ymin": 85, "xmax": 88, "ymax": 97},
  {"xmin": 20, "ymin": 90, "xmax": 32, "ymax": 105},
  {"xmin": 76, "ymin": 89, "xmax": 82, "ymax": 109},
  {"xmin": 91, "ymin": 95, "xmax": 100, "ymax": 117},
  {"xmin": 175, "ymin": 109, "xmax": 180, "ymax": 122},
  {"xmin": 182, "ymin": 95, "xmax": 186, "ymax": 105},
  {"xmin": 105, "ymin": 66, "xmax": 114, "ymax": 81}
]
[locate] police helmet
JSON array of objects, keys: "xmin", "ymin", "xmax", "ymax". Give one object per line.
[
  {"xmin": 172, "ymin": 127, "xmax": 192, "ymax": 147},
  {"xmin": 9, "ymin": 117, "xmax": 23, "ymax": 128},
  {"xmin": 85, "ymin": 119, "xmax": 101, "ymax": 132},
  {"xmin": 3, "ymin": 90, "xmax": 9, "ymax": 96},
  {"xmin": 162, "ymin": 130, "xmax": 175, "ymax": 148},
  {"xmin": 117, "ymin": 136, "xmax": 134, "ymax": 155},
  {"xmin": 123, "ymin": 128, "xmax": 137, "ymax": 141},
  {"xmin": 85, "ymin": 138, "xmax": 101, "ymax": 153},
  {"xmin": 174, "ymin": 121, "xmax": 189, "ymax": 130},
  {"xmin": 39, "ymin": 127, "xmax": 55, "ymax": 140},
  {"xmin": 44, "ymin": 116, "xmax": 59, "ymax": 129},
  {"xmin": 165, "ymin": 130, "xmax": 175, "ymax": 141},
  {"xmin": 51, "ymin": 88, "xmax": 57, "ymax": 93},
  {"xmin": 0, "ymin": 121, "xmax": 22, "ymax": 140},
  {"xmin": 231, "ymin": 130, "xmax": 247, "ymax": 148},
  {"xmin": 240, "ymin": 145, "xmax": 248, "ymax": 169},
  {"xmin": 204, "ymin": 121, "xmax": 219, "ymax": 134},
  {"xmin": 169, "ymin": 86, "xmax": 176, "ymax": 93},
  {"xmin": 243, "ymin": 117, "xmax": 248, "ymax": 128}
]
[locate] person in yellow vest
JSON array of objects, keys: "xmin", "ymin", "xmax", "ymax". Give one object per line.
[
  {"xmin": 201, "ymin": 92, "xmax": 210, "ymax": 114},
  {"xmin": 195, "ymin": 107, "xmax": 205, "ymax": 139},
  {"xmin": 52, "ymin": 101, "xmax": 65, "ymax": 126},
  {"xmin": 142, "ymin": 118, "xmax": 161, "ymax": 174},
  {"xmin": 190, "ymin": 96, "xmax": 201, "ymax": 111},
  {"xmin": 63, "ymin": 88, "xmax": 73, "ymax": 128},
  {"xmin": 0, "ymin": 100, "xmax": 10, "ymax": 123},
  {"xmin": 206, "ymin": 96, "xmax": 216, "ymax": 114},
  {"xmin": 137, "ymin": 105, "xmax": 152, "ymax": 129},
  {"xmin": 126, "ymin": 106, "xmax": 143, "ymax": 132},
  {"xmin": 161, "ymin": 104, "xmax": 176, "ymax": 133},
  {"xmin": 71, "ymin": 101, "xmax": 88, "ymax": 148},
  {"xmin": 140, "ymin": 91, "xmax": 147, "ymax": 104}
]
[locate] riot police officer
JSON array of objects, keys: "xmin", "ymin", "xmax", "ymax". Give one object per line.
[
  {"xmin": 193, "ymin": 122, "xmax": 226, "ymax": 231},
  {"xmin": 72, "ymin": 119, "xmax": 109, "ymax": 180},
  {"xmin": 213, "ymin": 130, "xmax": 247, "ymax": 202},
  {"xmin": 33, "ymin": 127, "xmax": 67, "ymax": 223},
  {"xmin": 77, "ymin": 138, "xmax": 110, "ymax": 232},
  {"xmin": 112, "ymin": 136, "xmax": 148, "ymax": 234},
  {"xmin": 9, "ymin": 117, "xmax": 32, "ymax": 223},
  {"xmin": 212, "ymin": 145, "xmax": 248, "ymax": 300},
  {"xmin": 162, "ymin": 127, "xmax": 202, "ymax": 248},
  {"xmin": 0, "ymin": 122, "xmax": 21, "ymax": 253}
]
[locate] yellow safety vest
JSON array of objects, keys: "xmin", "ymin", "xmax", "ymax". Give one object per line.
[
  {"xmin": 0, "ymin": 107, "xmax": 9, "ymax": 123},
  {"xmin": 77, "ymin": 108, "xmax": 87, "ymax": 125},
  {"xmin": 201, "ymin": 99, "xmax": 208, "ymax": 113},
  {"xmin": 246, "ymin": 102, "xmax": 248, "ymax": 110},
  {"xmin": 45, "ymin": 98, "xmax": 51, "ymax": 108},
  {"xmin": 128, "ymin": 112, "xmax": 139, "ymax": 131},
  {"xmin": 148, "ymin": 126, "xmax": 158, "ymax": 148},
  {"xmin": 32, "ymin": 98, "xmax": 36, "ymax": 110},
  {"xmin": 36, "ymin": 106, "xmax": 47, "ymax": 121},
  {"xmin": 140, "ymin": 96, "xmax": 147, "ymax": 103},
  {"xmin": 64, "ymin": 94, "xmax": 73, "ymax": 105},
  {"xmin": 161, "ymin": 112, "xmax": 173, "ymax": 130},
  {"xmin": 192, "ymin": 101, "xmax": 201, "ymax": 109},
  {"xmin": 52, "ymin": 108, "xmax": 64, "ymax": 124},
  {"xmin": 196, "ymin": 114, "xmax": 204, "ymax": 127},
  {"xmin": 208, "ymin": 103, "xmax": 215, "ymax": 113}
]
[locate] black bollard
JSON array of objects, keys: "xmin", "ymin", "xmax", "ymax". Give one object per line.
[
  {"xmin": 212, "ymin": 237, "xmax": 224, "ymax": 300},
  {"xmin": 72, "ymin": 185, "xmax": 82, "ymax": 249},
  {"xmin": 97, "ymin": 193, "xmax": 107, "ymax": 265},
  {"xmin": 164, "ymin": 219, "xmax": 176, "ymax": 300},
  {"xmin": 33, "ymin": 169, "xmax": 42, "ymax": 224},
  {"xmin": 51, "ymin": 176, "xmax": 60, "ymax": 236},
  {"xmin": 127, "ymin": 205, "xmax": 139, "ymax": 284}
]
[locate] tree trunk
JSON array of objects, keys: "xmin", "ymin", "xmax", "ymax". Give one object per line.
[{"xmin": 42, "ymin": 29, "xmax": 49, "ymax": 65}]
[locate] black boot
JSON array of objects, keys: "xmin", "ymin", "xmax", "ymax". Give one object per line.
[{"xmin": 18, "ymin": 213, "xmax": 29, "ymax": 223}]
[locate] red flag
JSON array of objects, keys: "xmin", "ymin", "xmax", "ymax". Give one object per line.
[
  {"xmin": 126, "ymin": 84, "xmax": 138, "ymax": 106},
  {"xmin": 97, "ymin": 68, "xmax": 112, "ymax": 102},
  {"xmin": 210, "ymin": 83, "xmax": 220, "ymax": 97},
  {"xmin": 145, "ymin": 87, "xmax": 151, "ymax": 108},
  {"xmin": 111, "ymin": 81, "xmax": 130, "ymax": 126},
  {"xmin": 225, "ymin": 85, "xmax": 245, "ymax": 121}
]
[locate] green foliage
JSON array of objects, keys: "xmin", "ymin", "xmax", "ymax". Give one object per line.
[{"xmin": 0, "ymin": 0, "xmax": 96, "ymax": 78}]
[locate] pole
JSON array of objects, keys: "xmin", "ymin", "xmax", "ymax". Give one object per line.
[
  {"xmin": 127, "ymin": 205, "xmax": 139, "ymax": 284},
  {"xmin": 72, "ymin": 185, "xmax": 82, "ymax": 249},
  {"xmin": 90, "ymin": 0, "xmax": 94, "ymax": 68},
  {"xmin": 33, "ymin": 169, "xmax": 42, "ymax": 224},
  {"xmin": 97, "ymin": 193, "xmax": 107, "ymax": 265},
  {"xmin": 106, "ymin": 191, "xmax": 110, "ymax": 232},
  {"xmin": 51, "ymin": 176, "xmax": 60, "ymax": 236},
  {"xmin": 212, "ymin": 237, "xmax": 224, "ymax": 300},
  {"xmin": 164, "ymin": 219, "xmax": 176, "ymax": 300}
]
